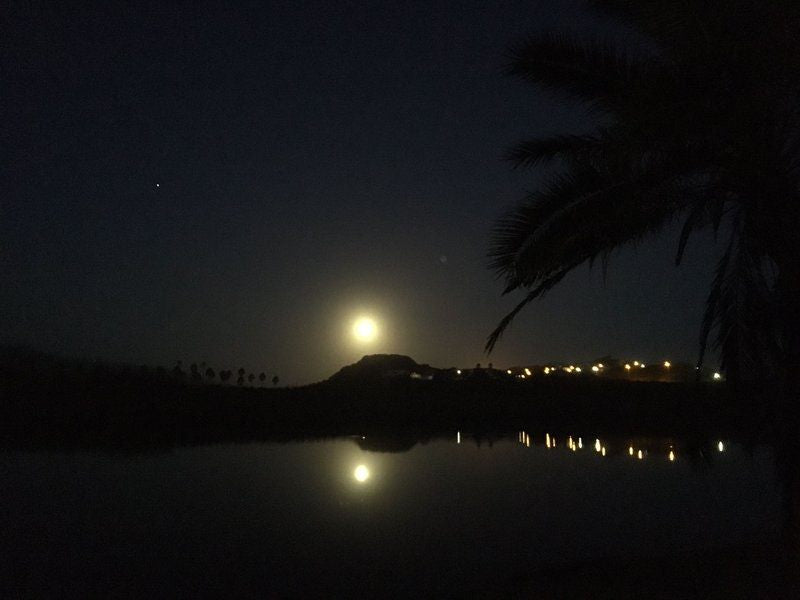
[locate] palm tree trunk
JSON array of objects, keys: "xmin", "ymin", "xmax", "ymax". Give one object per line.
[{"xmin": 774, "ymin": 253, "xmax": 800, "ymax": 588}]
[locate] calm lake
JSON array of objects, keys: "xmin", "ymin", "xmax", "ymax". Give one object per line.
[{"xmin": 1, "ymin": 432, "xmax": 785, "ymax": 597}]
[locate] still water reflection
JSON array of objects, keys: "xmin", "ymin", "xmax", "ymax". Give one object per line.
[{"xmin": 0, "ymin": 432, "xmax": 783, "ymax": 597}]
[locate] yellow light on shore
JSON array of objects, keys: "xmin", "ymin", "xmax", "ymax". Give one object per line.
[
  {"xmin": 664, "ymin": 361, "xmax": 671, "ymax": 368},
  {"xmin": 595, "ymin": 439, "xmax": 601, "ymax": 452},
  {"xmin": 543, "ymin": 367, "xmax": 550, "ymax": 374},
  {"xmin": 628, "ymin": 446, "xmax": 634, "ymax": 456},
  {"xmin": 624, "ymin": 364, "xmax": 631, "ymax": 371},
  {"xmin": 591, "ymin": 365, "xmax": 599, "ymax": 372},
  {"xmin": 456, "ymin": 369, "xmax": 461, "ymax": 375},
  {"xmin": 546, "ymin": 433, "xmax": 551, "ymax": 448},
  {"xmin": 713, "ymin": 372, "xmax": 722, "ymax": 380},
  {"xmin": 669, "ymin": 450, "xmax": 675, "ymax": 461},
  {"xmin": 575, "ymin": 367, "xmax": 582, "ymax": 373},
  {"xmin": 507, "ymin": 369, "xmax": 512, "ymax": 375},
  {"xmin": 718, "ymin": 441, "xmax": 724, "ymax": 452},
  {"xmin": 524, "ymin": 368, "xmax": 532, "ymax": 376},
  {"xmin": 633, "ymin": 361, "xmax": 639, "ymax": 366},
  {"xmin": 601, "ymin": 446, "xmax": 606, "ymax": 456},
  {"xmin": 597, "ymin": 363, "xmax": 604, "ymax": 369},
  {"xmin": 637, "ymin": 450, "xmax": 643, "ymax": 460}
]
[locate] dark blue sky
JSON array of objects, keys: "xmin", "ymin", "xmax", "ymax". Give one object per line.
[{"xmin": 2, "ymin": 1, "xmax": 718, "ymax": 383}]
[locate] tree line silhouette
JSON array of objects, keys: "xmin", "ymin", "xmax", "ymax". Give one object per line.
[{"xmin": 171, "ymin": 360, "xmax": 279, "ymax": 387}]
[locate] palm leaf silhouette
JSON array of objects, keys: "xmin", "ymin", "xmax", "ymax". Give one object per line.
[{"xmin": 488, "ymin": 1, "xmax": 800, "ymax": 384}]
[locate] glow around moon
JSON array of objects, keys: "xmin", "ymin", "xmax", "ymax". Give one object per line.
[
  {"xmin": 352, "ymin": 317, "xmax": 378, "ymax": 342},
  {"xmin": 353, "ymin": 464, "xmax": 370, "ymax": 482}
]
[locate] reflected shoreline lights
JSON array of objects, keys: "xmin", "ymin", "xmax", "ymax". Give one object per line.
[
  {"xmin": 456, "ymin": 430, "xmax": 732, "ymax": 464},
  {"xmin": 504, "ymin": 431, "xmax": 696, "ymax": 463}
]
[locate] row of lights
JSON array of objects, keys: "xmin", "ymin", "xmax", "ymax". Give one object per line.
[
  {"xmin": 460, "ymin": 362, "xmax": 722, "ymax": 380},
  {"xmin": 554, "ymin": 360, "xmax": 722, "ymax": 381},
  {"xmin": 624, "ymin": 360, "xmax": 647, "ymax": 370},
  {"xmin": 516, "ymin": 432, "xmax": 727, "ymax": 461}
]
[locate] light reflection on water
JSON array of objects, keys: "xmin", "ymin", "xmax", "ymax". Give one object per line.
[
  {"xmin": 508, "ymin": 429, "xmax": 729, "ymax": 464},
  {"xmin": 0, "ymin": 431, "xmax": 783, "ymax": 597}
]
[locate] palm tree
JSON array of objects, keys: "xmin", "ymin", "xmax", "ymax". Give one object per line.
[
  {"xmin": 272, "ymin": 375, "xmax": 279, "ymax": 386},
  {"xmin": 172, "ymin": 361, "xmax": 185, "ymax": 380},
  {"xmin": 487, "ymin": 1, "xmax": 800, "ymax": 392}
]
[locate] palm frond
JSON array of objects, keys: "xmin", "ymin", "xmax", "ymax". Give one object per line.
[
  {"xmin": 586, "ymin": 1, "xmax": 715, "ymax": 54},
  {"xmin": 506, "ymin": 33, "xmax": 651, "ymax": 112},
  {"xmin": 489, "ymin": 166, "xmax": 605, "ymax": 286},
  {"xmin": 487, "ymin": 176, "xmax": 690, "ymax": 351},
  {"xmin": 505, "ymin": 134, "xmax": 602, "ymax": 170},
  {"xmin": 675, "ymin": 192, "xmax": 726, "ymax": 265},
  {"xmin": 696, "ymin": 232, "xmax": 733, "ymax": 375},
  {"xmin": 492, "ymin": 160, "xmax": 690, "ymax": 299},
  {"xmin": 697, "ymin": 214, "xmax": 779, "ymax": 381},
  {"xmin": 485, "ymin": 269, "xmax": 571, "ymax": 353}
]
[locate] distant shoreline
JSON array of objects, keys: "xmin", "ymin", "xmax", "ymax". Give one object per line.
[{"xmin": 1, "ymin": 360, "xmax": 768, "ymax": 453}]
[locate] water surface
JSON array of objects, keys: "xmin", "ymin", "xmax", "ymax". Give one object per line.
[{"xmin": 1, "ymin": 433, "xmax": 783, "ymax": 596}]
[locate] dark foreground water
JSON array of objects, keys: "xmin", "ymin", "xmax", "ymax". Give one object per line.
[{"xmin": 0, "ymin": 432, "xmax": 785, "ymax": 597}]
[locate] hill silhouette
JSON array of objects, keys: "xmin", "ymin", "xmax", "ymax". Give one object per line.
[{"xmin": 327, "ymin": 354, "xmax": 441, "ymax": 383}]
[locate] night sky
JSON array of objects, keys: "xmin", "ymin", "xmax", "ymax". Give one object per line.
[{"xmin": 3, "ymin": 1, "xmax": 718, "ymax": 384}]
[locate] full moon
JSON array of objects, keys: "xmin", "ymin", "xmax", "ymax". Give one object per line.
[
  {"xmin": 352, "ymin": 317, "xmax": 378, "ymax": 342},
  {"xmin": 353, "ymin": 464, "xmax": 370, "ymax": 482}
]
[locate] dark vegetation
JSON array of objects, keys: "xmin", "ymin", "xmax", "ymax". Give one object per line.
[
  {"xmin": 0, "ymin": 348, "xmax": 765, "ymax": 453},
  {"xmin": 487, "ymin": 0, "xmax": 800, "ymax": 411}
]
